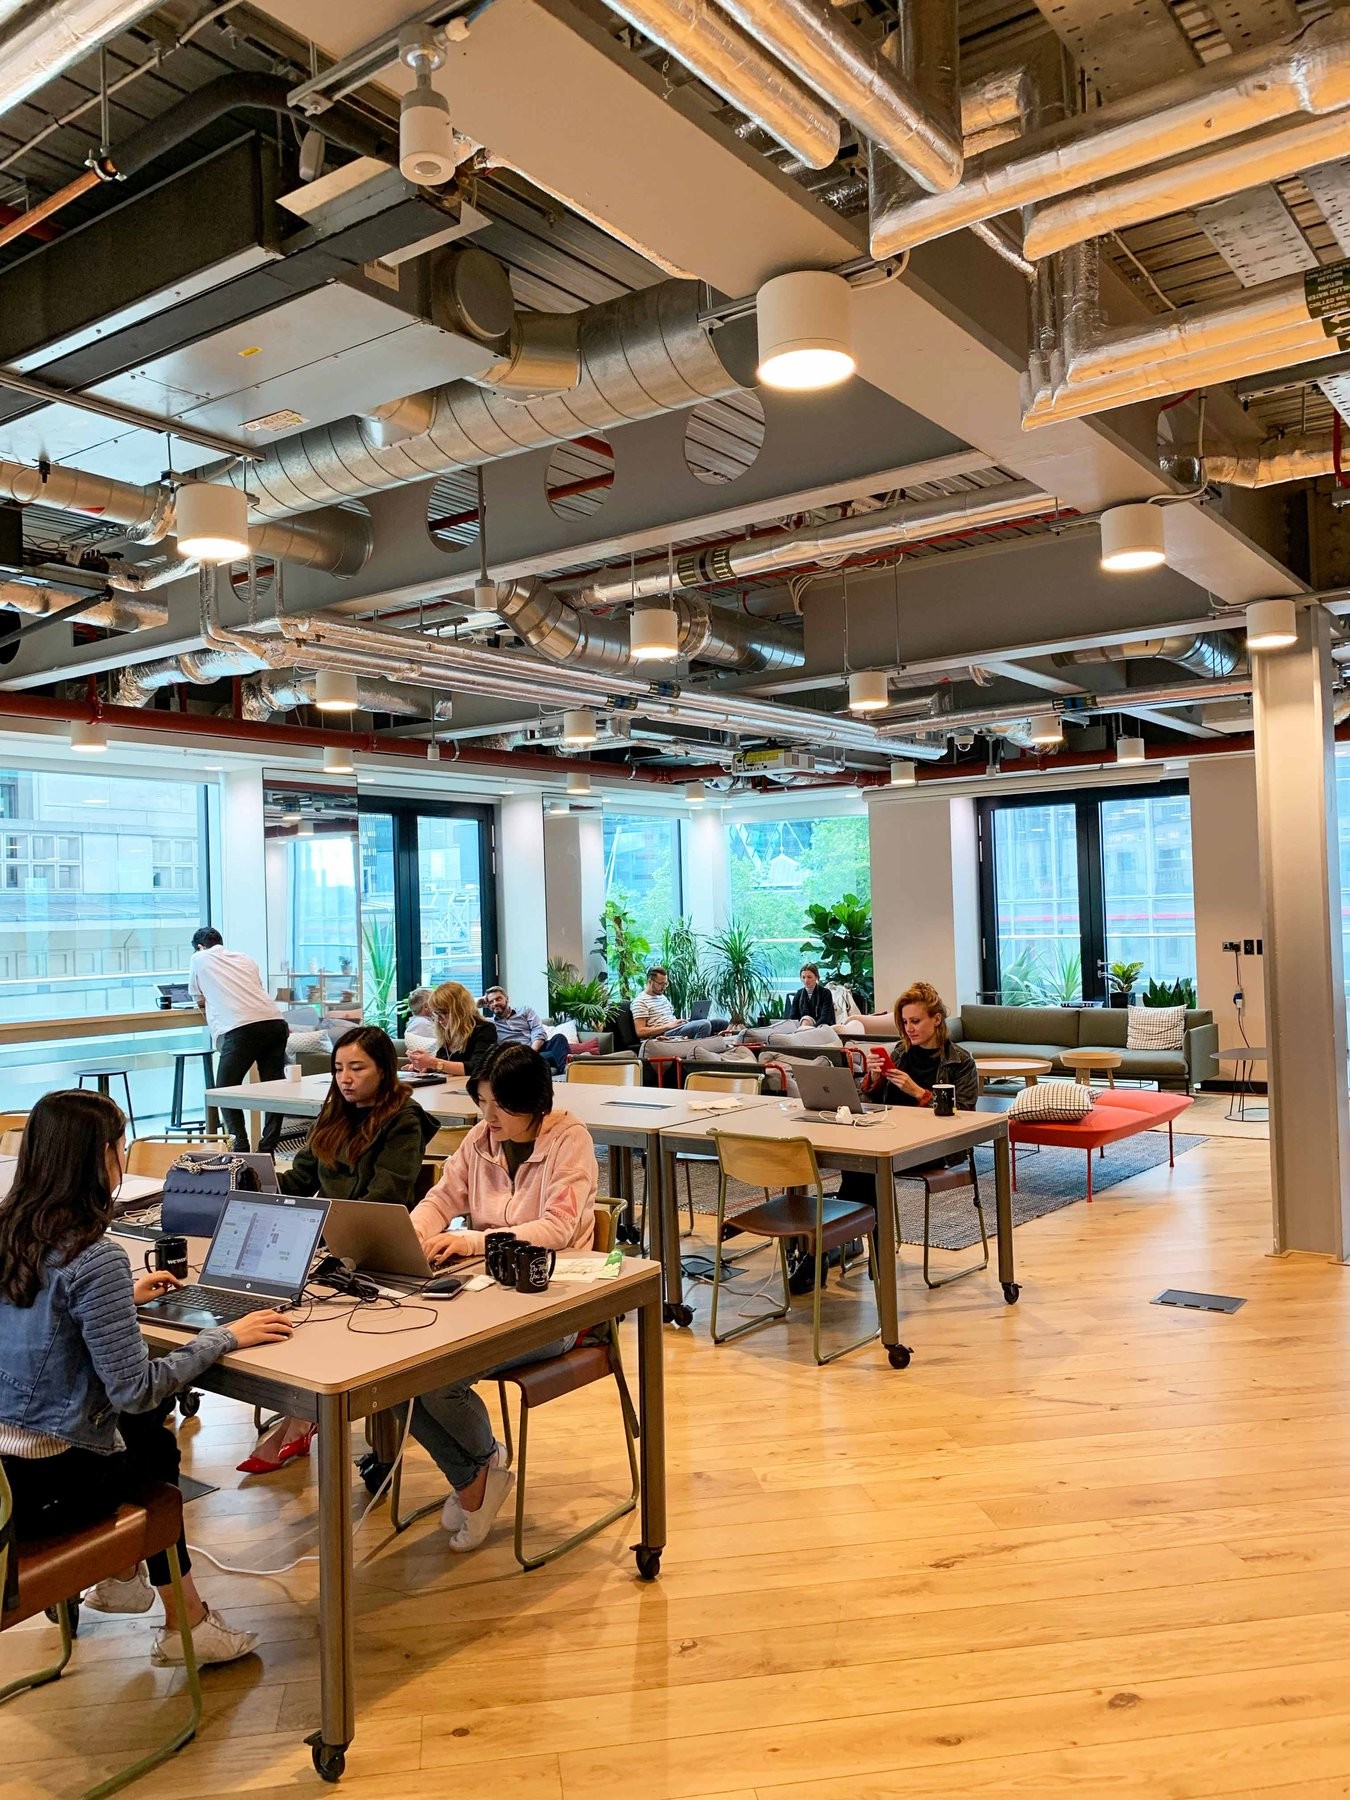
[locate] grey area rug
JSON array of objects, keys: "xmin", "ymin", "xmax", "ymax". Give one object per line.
[{"xmin": 619, "ymin": 1131, "xmax": 1208, "ymax": 1252}]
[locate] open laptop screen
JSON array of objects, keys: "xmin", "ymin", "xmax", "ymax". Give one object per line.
[{"xmin": 200, "ymin": 1193, "xmax": 327, "ymax": 1302}]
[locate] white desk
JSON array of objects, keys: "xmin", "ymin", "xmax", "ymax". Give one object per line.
[{"xmin": 125, "ymin": 1237, "xmax": 665, "ymax": 1782}]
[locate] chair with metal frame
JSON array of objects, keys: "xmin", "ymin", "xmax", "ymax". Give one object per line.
[
  {"xmin": 387, "ymin": 1201, "xmax": 638, "ymax": 1569},
  {"xmin": 676, "ymin": 1069, "xmax": 765, "ymax": 1234},
  {"xmin": 564, "ymin": 1059, "xmax": 641, "ymax": 1086},
  {"xmin": 707, "ymin": 1130, "xmax": 880, "ymax": 1366},
  {"xmin": 905, "ymin": 1150, "xmax": 989, "ymax": 1289},
  {"xmin": 124, "ymin": 1136, "xmax": 225, "ymax": 1179},
  {"xmin": 0, "ymin": 1460, "xmax": 204, "ymax": 1800},
  {"xmin": 566, "ymin": 1058, "xmax": 644, "ymax": 1238}
]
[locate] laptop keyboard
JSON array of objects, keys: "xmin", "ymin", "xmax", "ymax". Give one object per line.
[{"xmin": 143, "ymin": 1285, "xmax": 285, "ymax": 1322}]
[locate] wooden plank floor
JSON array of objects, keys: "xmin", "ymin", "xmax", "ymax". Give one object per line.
[{"xmin": 7, "ymin": 1129, "xmax": 1350, "ymax": 1799}]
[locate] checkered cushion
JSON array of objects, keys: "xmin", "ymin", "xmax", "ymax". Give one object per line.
[
  {"xmin": 1009, "ymin": 1079, "xmax": 1095, "ymax": 1122},
  {"xmin": 1126, "ymin": 1005, "xmax": 1187, "ymax": 1051}
]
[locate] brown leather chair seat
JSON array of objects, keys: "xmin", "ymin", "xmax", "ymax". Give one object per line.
[
  {"xmin": 5, "ymin": 1485, "xmax": 182, "ymax": 1627},
  {"xmin": 502, "ymin": 1343, "xmax": 613, "ymax": 1408},
  {"xmin": 912, "ymin": 1161, "xmax": 973, "ymax": 1197},
  {"xmin": 722, "ymin": 1191, "xmax": 878, "ymax": 1255}
]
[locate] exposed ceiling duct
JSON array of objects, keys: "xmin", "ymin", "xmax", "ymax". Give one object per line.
[
  {"xmin": 239, "ymin": 672, "xmax": 457, "ymax": 723},
  {"xmin": 0, "ymin": 460, "xmax": 371, "ymax": 576},
  {"xmin": 576, "ymin": 479, "xmax": 1054, "ymax": 604},
  {"xmin": 207, "ymin": 281, "xmax": 752, "ymax": 520},
  {"xmin": 883, "ymin": 677, "xmax": 1254, "ymax": 742},
  {"xmin": 1161, "ymin": 431, "xmax": 1338, "ymax": 489},
  {"xmin": 0, "ymin": 0, "xmax": 160, "ymax": 125},
  {"xmin": 0, "ymin": 577, "xmax": 165, "ymax": 636},
  {"xmin": 1052, "ymin": 634, "xmax": 1245, "ymax": 679},
  {"xmin": 494, "ymin": 576, "xmax": 804, "ymax": 674},
  {"xmin": 870, "ymin": 11, "xmax": 1350, "ymax": 258}
]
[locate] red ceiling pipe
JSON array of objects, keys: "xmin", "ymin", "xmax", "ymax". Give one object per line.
[{"xmin": 0, "ymin": 693, "xmax": 729, "ymax": 783}]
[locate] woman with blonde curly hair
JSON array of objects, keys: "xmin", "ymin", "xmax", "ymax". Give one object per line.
[
  {"xmin": 405, "ymin": 980, "xmax": 497, "ymax": 1080},
  {"xmin": 861, "ymin": 979, "xmax": 978, "ymax": 1110}
]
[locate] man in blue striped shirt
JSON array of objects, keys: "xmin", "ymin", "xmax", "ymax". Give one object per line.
[{"xmin": 483, "ymin": 986, "xmax": 571, "ymax": 1074}]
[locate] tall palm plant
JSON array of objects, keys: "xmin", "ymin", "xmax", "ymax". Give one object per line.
[
  {"xmin": 361, "ymin": 917, "xmax": 398, "ymax": 1029},
  {"xmin": 660, "ymin": 918, "xmax": 708, "ymax": 1016},
  {"xmin": 705, "ymin": 919, "xmax": 776, "ymax": 1025}
]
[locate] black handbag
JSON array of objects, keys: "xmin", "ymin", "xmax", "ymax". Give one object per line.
[{"xmin": 160, "ymin": 1151, "xmax": 261, "ymax": 1236}]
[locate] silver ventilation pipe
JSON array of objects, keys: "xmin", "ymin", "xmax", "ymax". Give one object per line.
[
  {"xmin": 114, "ymin": 645, "xmax": 270, "ymax": 708},
  {"xmin": 1052, "ymin": 634, "xmax": 1244, "ymax": 679},
  {"xmin": 207, "ymin": 281, "xmax": 751, "ymax": 521},
  {"xmin": 960, "ymin": 67, "xmax": 1032, "ymax": 152},
  {"xmin": 595, "ymin": 0, "xmax": 841, "ymax": 168},
  {"xmin": 884, "ymin": 678, "xmax": 1254, "ymax": 741},
  {"xmin": 1161, "ymin": 431, "xmax": 1337, "ymax": 489},
  {"xmin": 0, "ymin": 1, "xmax": 161, "ymax": 122},
  {"xmin": 239, "ymin": 671, "xmax": 458, "ymax": 722},
  {"xmin": 578, "ymin": 480, "xmax": 1053, "ymax": 605},
  {"xmin": 104, "ymin": 554, "xmax": 199, "ymax": 593},
  {"xmin": 714, "ymin": 0, "xmax": 964, "ymax": 193},
  {"xmin": 495, "ymin": 575, "xmax": 804, "ymax": 673},
  {"xmin": 0, "ymin": 578, "xmax": 166, "ymax": 634},
  {"xmin": 0, "ymin": 459, "xmax": 372, "ymax": 575},
  {"xmin": 870, "ymin": 10, "xmax": 1350, "ymax": 257}
]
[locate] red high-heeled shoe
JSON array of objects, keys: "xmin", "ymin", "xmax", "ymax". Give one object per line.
[
  {"xmin": 236, "ymin": 1424, "xmax": 315, "ymax": 1474},
  {"xmin": 277, "ymin": 1425, "xmax": 317, "ymax": 1464}
]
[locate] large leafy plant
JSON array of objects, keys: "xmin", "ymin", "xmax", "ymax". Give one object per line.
[
  {"xmin": 1107, "ymin": 960, "xmax": 1144, "ymax": 998},
  {"xmin": 545, "ymin": 957, "xmax": 612, "ymax": 1030},
  {"xmin": 593, "ymin": 896, "xmax": 651, "ymax": 1001},
  {"xmin": 706, "ymin": 918, "xmax": 777, "ymax": 1025},
  {"xmin": 660, "ymin": 918, "xmax": 709, "ymax": 1016},
  {"xmin": 997, "ymin": 946, "xmax": 1083, "ymax": 1007},
  {"xmin": 360, "ymin": 917, "xmax": 398, "ymax": 1030},
  {"xmin": 1144, "ymin": 975, "xmax": 1197, "ymax": 1008},
  {"xmin": 801, "ymin": 892, "xmax": 874, "ymax": 1010}
]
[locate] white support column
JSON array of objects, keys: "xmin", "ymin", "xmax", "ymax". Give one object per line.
[
  {"xmin": 498, "ymin": 794, "xmax": 549, "ymax": 1014},
  {"xmin": 868, "ymin": 790, "xmax": 981, "ymax": 1009},
  {"xmin": 220, "ymin": 767, "xmax": 268, "ymax": 972},
  {"xmin": 1252, "ymin": 603, "xmax": 1350, "ymax": 1258},
  {"xmin": 543, "ymin": 809, "xmax": 607, "ymax": 978},
  {"xmin": 682, "ymin": 809, "xmax": 729, "ymax": 937}
]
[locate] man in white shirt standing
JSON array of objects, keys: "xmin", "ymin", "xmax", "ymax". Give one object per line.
[{"xmin": 189, "ymin": 927, "xmax": 289, "ymax": 1153}]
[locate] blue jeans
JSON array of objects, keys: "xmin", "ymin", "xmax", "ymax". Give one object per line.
[
  {"xmin": 410, "ymin": 1336, "xmax": 576, "ymax": 1492},
  {"xmin": 538, "ymin": 1033, "xmax": 570, "ymax": 1075}
]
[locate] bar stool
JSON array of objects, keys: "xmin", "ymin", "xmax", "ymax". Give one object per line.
[
  {"xmin": 168, "ymin": 1048, "xmax": 217, "ymax": 1134},
  {"xmin": 76, "ymin": 1067, "xmax": 136, "ymax": 1136}
]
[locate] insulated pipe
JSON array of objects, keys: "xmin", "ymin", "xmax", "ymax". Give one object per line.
[
  {"xmin": 0, "ymin": 0, "xmax": 162, "ymax": 124},
  {"xmin": 713, "ymin": 0, "xmax": 965, "ymax": 194},
  {"xmin": 104, "ymin": 553, "xmax": 199, "ymax": 593},
  {"xmin": 596, "ymin": 0, "xmax": 841, "ymax": 168},
  {"xmin": 1162, "ymin": 431, "xmax": 1337, "ymax": 488},
  {"xmin": 578, "ymin": 479, "xmax": 1053, "ymax": 604},
  {"xmin": 960, "ymin": 67, "xmax": 1032, "ymax": 147},
  {"xmin": 882, "ymin": 677, "xmax": 1254, "ymax": 739},
  {"xmin": 115, "ymin": 647, "xmax": 271, "ymax": 707},
  {"xmin": 0, "ymin": 458, "xmax": 372, "ymax": 575},
  {"xmin": 205, "ymin": 281, "xmax": 749, "ymax": 521},
  {"xmin": 870, "ymin": 10, "xmax": 1350, "ymax": 255},
  {"xmin": 1025, "ymin": 113, "xmax": 1350, "ymax": 261},
  {"xmin": 0, "ymin": 578, "xmax": 166, "ymax": 634},
  {"xmin": 240, "ymin": 671, "xmax": 456, "ymax": 722},
  {"xmin": 1052, "ymin": 633, "xmax": 1244, "ymax": 678}
]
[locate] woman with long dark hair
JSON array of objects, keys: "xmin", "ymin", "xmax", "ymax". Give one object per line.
[{"xmin": 0, "ymin": 1089, "xmax": 291, "ymax": 1665}]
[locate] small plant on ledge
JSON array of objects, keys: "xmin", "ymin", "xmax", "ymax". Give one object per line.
[{"xmin": 1106, "ymin": 960, "xmax": 1145, "ymax": 1008}]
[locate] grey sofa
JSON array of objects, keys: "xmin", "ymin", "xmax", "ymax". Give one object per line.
[{"xmin": 948, "ymin": 1004, "xmax": 1217, "ymax": 1091}]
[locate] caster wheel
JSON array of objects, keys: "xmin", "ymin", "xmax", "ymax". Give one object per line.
[
  {"xmin": 887, "ymin": 1344, "xmax": 913, "ymax": 1370},
  {"xmin": 635, "ymin": 1547, "xmax": 662, "ymax": 1581},
  {"xmin": 178, "ymin": 1391, "xmax": 201, "ymax": 1418},
  {"xmin": 663, "ymin": 1302, "xmax": 694, "ymax": 1328},
  {"xmin": 307, "ymin": 1734, "xmax": 347, "ymax": 1783},
  {"xmin": 1002, "ymin": 1282, "xmax": 1020, "ymax": 1304}
]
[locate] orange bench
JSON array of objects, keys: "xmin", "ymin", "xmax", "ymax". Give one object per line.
[{"xmin": 1009, "ymin": 1088, "xmax": 1194, "ymax": 1202}]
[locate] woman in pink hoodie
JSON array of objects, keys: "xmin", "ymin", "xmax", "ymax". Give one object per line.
[{"xmin": 407, "ymin": 1044, "xmax": 597, "ymax": 1552}]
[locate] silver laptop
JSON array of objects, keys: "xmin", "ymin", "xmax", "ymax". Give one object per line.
[
  {"xmin": 793, "ymin": 1063, "xmax": 885, "ymax": 1121},
  {"xmin": 137, "ymin": 1191, "xmax": 328, "ymax": 1330},
  {"xmin": 323, "ymin": 1199, "xmax": 433, "ymax": 1284}
]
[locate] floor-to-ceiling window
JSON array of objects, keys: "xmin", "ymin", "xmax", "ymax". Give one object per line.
[
  {"xmin": 602, "ymin": 812, "xmax": 682, "ymax": 953},
  {"xmin": 727, "ymin": 813, "xmax": 871, "ymax": 992},
  {"xmin": 979, "ymin": 781, "xmax": 1195, "ymax": 1004}
]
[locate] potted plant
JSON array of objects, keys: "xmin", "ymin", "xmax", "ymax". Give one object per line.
[
  {"xmin": 544, "ymin": 957, "xmax": 611, "ymax": 1030},
  {"xmin": 593, "ymin": 897, "xmax": 650, "ymax": 1001},
  {"xmin": 1143, "ymin": 975, "xmax": 1196, "ymax": 1008},
  {"xmin": 705, "ymin": 919, "xmax": 777, "ymax": 1026},
  {"xmin": 360, "ymin": 917, "xmax": 398, "ymax": 1030},
  {"xmin": 1106, "ymin": 960, "xmax": 1144, "ymax": 1008},
  {"xmin": 800, "ymin": 892, "xmax": 874, "ymax": 1011},
  {"xmin": 660, "ymin": 918, "xmax": 709, "ymax": 1017}
]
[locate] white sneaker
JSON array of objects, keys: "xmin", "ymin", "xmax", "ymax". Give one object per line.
[
  {"xmin": 84, "ymin": 1565, "xmax": 154, "ymax": 1614},
  {"xmin": 151, "ymin": 1607, "xmax": 258, "ymax": 1668},
  {"xmin": 438, "ymin": 1443, "xmax": 509, "ymax": 1533},
  {"xmin": 447, "ymin": 1467, "xmax": 514, "ymax": 1555}
]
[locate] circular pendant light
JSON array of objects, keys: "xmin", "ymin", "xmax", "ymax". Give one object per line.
[
  {"xmin": 69, "ymin": 719, "xmax": 108, "ymax": 754},
  {"xmin": 630, "ymin": 605, "xmax": 680, "ymax": 661},
  {"xmin": 1245, "ymin": 597, "xmax": 1298, "ymax": 651},
  {"xmin": 314, "ymin": 669, "xmax": 359, "ymax": 713},
  {"xmin": 324, "ymin": 743, "xmax": 355, "ymax": 775},
  {"xmin": 685, "ymin": 781, "xmax": 706, "ymax": 806},
  {"xmin": 174, "ymin": 480, "xmax": 250, "ymax": 563},
  {"xmin": 1099, "ymin": 502, "xmax": 1166, "ymax": 573},
  {"xmin": 562, "ymin": 708, "xmax": 597, "ymax": 747},
  {"xmin": 567, "ymin": 769, "xmax": 592, "ymax": 796},
  {"xmin": 889, "ymin": 760, "xmax": 917, "ymax": 786},
  {"xmin": 1116, "ymin": 735, "xmax": 1146, "ymax": 764},
  {"xmin": 756, "ymin": 270, "xmax": 856, "ymax": 392},
  {"xmin": 848, "ymin": 669, "xmax": 889, "ymax": 713}
]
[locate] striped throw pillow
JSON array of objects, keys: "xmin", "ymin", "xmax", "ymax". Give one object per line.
[
  {"xmin": 1009, "ymin": 1080, "xmax": 1095, "ymax": 1122},
  {"xmin": 1126, "ymin": 1005, "xmax": 1187, "ymax": 1051}
]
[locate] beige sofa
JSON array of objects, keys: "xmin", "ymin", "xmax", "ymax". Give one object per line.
[{"xmin": 948, "ymin": 1003, "xmax": 1217, "ymax": 1092}]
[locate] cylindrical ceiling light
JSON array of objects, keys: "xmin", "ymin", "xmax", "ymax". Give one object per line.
[
  {"xmin": 567, "ymin": 769, "xmax": 592, "ymax": 796},
  {"xmin": 1027, "ymin": 711, "xmax": 1063, "ymax": 746},
  {"xmin": 426, "ymin": 741, "xmax": 441, "ymax": 762},
  {"xmin": 69, "ymin": 719, "xmax": 107, "ymax": 754},
  {"xmin": 561, "ymin": 708, "xmax": 597, "ymax": 747},
  {"xmin": 685, "ymin": 781, "xmax": 706, "ymax": 806},
  {"xmin": 1246, "ymin": 597, "xmax": 1299, "ymax": 651},
  {"xmin": 323, "ymin": 742, "xmax": 355, "ymax": 775},
  {"xmin": 630, "ymin": 605, "xmax": 680, "ymax": 662},
  {"xmin": 399, "ymin": 31, "xmax": 456, "ymax": 184},
  {"xmin": 548, "ymin": 800, "xmax": 569, "ymax": 817},
  {"xmin": 848, "ymin": 669, "xmax": 889, "ymax": 713},
  {"xmin": 889, "ymin": 760, "xmax": 917, "ymax": 786},
  {"xmin": 1099, "ymin": 502, "xmax": 1166, "ymax": 573},
  {"xmin": 755, "ymin": 270, "xmax": 856, "ymax": 392},
  {"xmin": 1116, "ymin": 734, "xmax": 1146, "ymax": 765},
  {"xmin": 174, "ymin": 481, "xmax": 250, "ymax": 563},
  {"xmin": 314, "ymin": 668, "xmax": 359, "ymax": 713}
]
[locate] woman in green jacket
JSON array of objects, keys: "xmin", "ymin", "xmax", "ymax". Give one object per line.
[{"xmin": 243, "ymin": 1028, "xmax": 437, "ymax": 1474}]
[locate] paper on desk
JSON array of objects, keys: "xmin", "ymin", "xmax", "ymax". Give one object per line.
[
  {"xmin": 554, "ymin": 1251, "xmax": 624, "ymax": 1281},
  {"xmin": 686, "ymin": 1096, "xmax": 744, "ymax": 1112}
]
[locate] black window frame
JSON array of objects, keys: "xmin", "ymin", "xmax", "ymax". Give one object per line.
[{"xmin": 976, "ymin": 779, "xmax": 1190, "ymax": 1006}]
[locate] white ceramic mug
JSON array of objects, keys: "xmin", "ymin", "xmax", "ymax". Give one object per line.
[{"xmin": 285, "ymin": 1062, "xmax": 303, "ymax": 1084}]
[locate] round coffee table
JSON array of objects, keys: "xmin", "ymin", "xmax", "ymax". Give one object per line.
[
  {"xmin": 1217, "ymin": 1045, "xmax": 1267, "ymax": 1120},
  {"xmin": 974, "ymin": 1055, "xmax": 1054, "ymax": 1091},
  {"xmin": 1061, "ymin": 1048, "xmax": 1123, "ymax": 1086}
]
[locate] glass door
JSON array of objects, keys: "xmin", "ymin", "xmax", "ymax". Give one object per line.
[
  {"xmin": 416, "ymin": 814, "xmax": 489, "ymax": 997},
  {"xmin": 986, "ymin": 803, "xmax": 1083, "ymax": 1003},
  {"xmin": 1101, "ymin": 790, "xmax": 1196, "ymax": 993},
  {"xmin": 358, "ymin": 811, "xmax": 402, "ymax": 1030}
]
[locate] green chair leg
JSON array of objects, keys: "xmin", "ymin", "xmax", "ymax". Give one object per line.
[
  {"xmin": 78, "ymin": 1546, "xmax": 203, "ymax": 1800},
  {"xmin": 920, "ymin": 1155, "xmax": 991, "ymax": 1290},
  {"xmin": 811, "ymin": 1221, "xmax": 882, "ymax": 1368},
  {"xmin": 387, "ymin": 1402, "xmax": 443, "ymax": 1533},
  {"xmin": 710, "ymin": 1172, "xmax": 791, "ymax": 1346},
  {"xmin": 0, "ymin": 1594, "xmax": 73, "ymax": 1705}
]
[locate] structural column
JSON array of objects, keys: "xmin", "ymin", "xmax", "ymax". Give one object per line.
[
  {"xmin": 1251, "ymin": 602, "xmax": 1350, "ymax": 1258},
  {"xmin": 498, "ymin": 793, "xmax": 549, "ymax": 1014}
]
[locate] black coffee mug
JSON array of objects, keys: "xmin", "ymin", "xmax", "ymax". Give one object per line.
[
  {"xmin": 145, "ymin": 1233, "xmax": 189, "ymax": 1281},
  {"xmin": 485, "ymin": 1230, "xmax": 519, "ymax": 1286},
  {"xmin": 932, "ymin": 1083, "xmax": 956, "ymax": 1118},
  {"xmin": 514, "ymin": 1242, "xmax": 556, "ymax": 1294}
]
